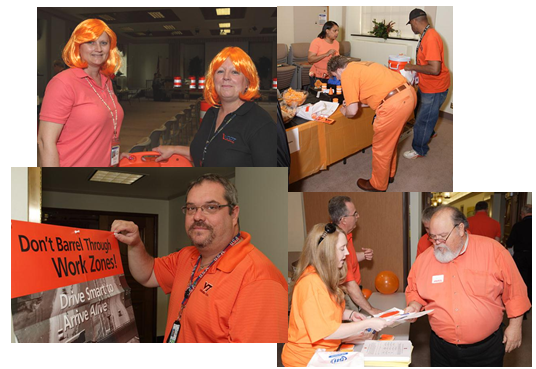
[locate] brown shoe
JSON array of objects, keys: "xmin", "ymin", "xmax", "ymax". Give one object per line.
[{"xmin": 357, "ymin": 178, "xmax": 386, "ymax": 192}]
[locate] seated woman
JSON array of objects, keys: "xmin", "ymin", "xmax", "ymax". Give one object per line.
[
  {"xmin": 282, "ymin": 223, "xmax": 390, "ymax": 367},
  {"xmin": 154, "ymin": 46, "xmax": 276, "ymax": 166},
  {"xmin": 38, "ymin": 19, "xmax": 123, "ymax": 167}
]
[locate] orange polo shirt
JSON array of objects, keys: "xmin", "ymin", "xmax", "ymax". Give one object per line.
[
  {"xmin": 344, "ymin": 233, "xmax": 361, "ymax": 285},
  {"xmin": 153, "ymin": 231, "xmax": 288, "ymax": 343},
  {"xmin": 467, "ymin": 211, "xmax": 501, "ymax": 240},
  {"xmin": 406, "ymin": 234, "xmax": 531, "ymax": 345},
  {"xmin": 309, "ymin": 38, "xmax": 340, "ymax": 78},
  {"xmin": 341, "ymin": 61, "xmax": 407, "ymax": 110},
  {"xmin": 416, "ymin": 233, "xmax": 433, "ymax": 258},
  {"xmin": 283, "ymin": 265, "xmax": 345, "ymax": 367},
  {"xmin": 416, "ymin": 27, "xmax": 450, "ymax": 93}
]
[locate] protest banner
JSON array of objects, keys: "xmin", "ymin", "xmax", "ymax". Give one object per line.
[{"xmin": 11, "ymin": 220, "xmax": 139, "ymax": 343}]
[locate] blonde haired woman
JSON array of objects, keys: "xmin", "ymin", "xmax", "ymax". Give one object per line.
[
  {"xmin": 282, "ymin": 223, "xmax": 390, "ymax": 367},
  {"xmin": 38, "ymin": 19, "xmax": 123, "ymax": 167}
]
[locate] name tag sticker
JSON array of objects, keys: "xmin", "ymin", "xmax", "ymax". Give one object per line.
[{"xmin": 432, "ymin": 275, "xmax": 444, "ymax": 284}]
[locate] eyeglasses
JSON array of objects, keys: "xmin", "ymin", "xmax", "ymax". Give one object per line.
[
  {"xmin": 428, "ymin": 224, "xmax": 460, "ymax": 243},
  {"xmin": 318, "ymin": 223, "xmax": 337, "ymax": 245},
  {"xmin": 182, "ymin": 203, "xmax": 233, "ymax": 216},
  {"xmin": 340, "ymin": 211, "xmax": 359, "ymax": 220}
]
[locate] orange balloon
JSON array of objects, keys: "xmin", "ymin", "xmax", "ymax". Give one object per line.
[
  {"xmin": 362, "ymin": 288, "xmax": 372, "ymax": 299},
  {"xmin": 375, "ymin": 271, "xmax": 399, "ymax": 294}
]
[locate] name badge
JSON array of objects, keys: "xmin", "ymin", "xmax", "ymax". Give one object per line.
[{"xmin": 432, "ymin": 275, "xmax": 444, "ymax": 284}]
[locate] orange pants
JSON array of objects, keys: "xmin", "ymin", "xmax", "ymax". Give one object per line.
[{"xmin": 369, "ymin": 85, "xmax": 417, "ymax": 190}]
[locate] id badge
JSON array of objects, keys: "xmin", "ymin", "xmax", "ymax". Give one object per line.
[
  {"xmin": 110, "ymin": 138, "xmax": 120, "ymax": 167},
  {"xmin": 167, "ymin": 320, "xmax": 181, "ymax": 343}
]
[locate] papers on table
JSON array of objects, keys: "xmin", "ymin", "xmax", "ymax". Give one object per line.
[
  {"xmin": 372, "ymin": 307, "xmax": 433, "ymax": 327},
  {"xmin": 361, "ymin": 340, "xmax": 413, "ymax": 367}
]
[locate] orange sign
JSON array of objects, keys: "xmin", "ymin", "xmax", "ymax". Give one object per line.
[{"xmin": 11, "ymin": 220, "xmax": 124, "ymax": 299}]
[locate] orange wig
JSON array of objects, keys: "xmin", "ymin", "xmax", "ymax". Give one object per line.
[
  {"xmin": 62, "ymin": 19, "xmax": 121, "ymax": 78},
  {"xmin": 204, "ymin": 47, "xmax": 261, "ymax": 106}
]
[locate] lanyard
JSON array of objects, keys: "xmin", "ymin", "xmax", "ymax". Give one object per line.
[
  {"xmin": 85, "ymin": 76, "xmax": 119, "ymax": 139},
  {"xmin": 415, "ymin": 25, "xmax": 430, "ymax": 64},
  {"xmin": 200, "ymin": 112, "xmax": 237, "ymax": 166},
  {"xmin": 177, "ymin": 232, "xmax": 241, "ymax": 322}
]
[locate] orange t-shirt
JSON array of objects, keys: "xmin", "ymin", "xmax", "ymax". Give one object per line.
[
  {"xmin": 282, "ymin": 265, "xmax": 345, "ymax": 367},
  {"xmin": 416, "ymin": 27, "xmax": 450, "ymax": 93},
  {"xmin": 309, "ymin": 38, "xmax": 340, "ymax": 78},
  {"xmin": 153, "ymin": 231, "xmax": 288, "ymax": 343},
  {"xmin": 344, "ymin": 233, "xmax": 361, "ymax": 285},
  {"xmin": 406, "ymin": 234, "xmax": 531, "ymax": 345},
  {"xmin": 341, "ymin": 61, "xmax": 407, "ymax": 110},
  {"xmin": 416, "ymin": 233, "xmax": 433, "ymax": 258},
  {"xmin": 467, "ymin": 211, "xmax": 501, "ymax": 240}
]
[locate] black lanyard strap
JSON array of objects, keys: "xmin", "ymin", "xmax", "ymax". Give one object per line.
[
  {"xmin": 415, "ymin": 25, "xmax": 430, "ymax": 64},
  {"xmin": 200, "ymin": 112, "xmax": 237, "ymax": 166}
]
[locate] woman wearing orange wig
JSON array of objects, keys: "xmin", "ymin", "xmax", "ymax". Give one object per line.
[
  {"xmin": 38, "ymin": 19, "xmax": 124, "ymax": 167},
  {"xmin": 153, "ymin": 46, "xmax": 276, "ymax": 166}
]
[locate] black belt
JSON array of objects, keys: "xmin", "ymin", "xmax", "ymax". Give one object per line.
[
  {"xmin": 433, "ymin": 327, "xmax": 499, "ymax": 349},
  {"xmin": 379, "ymin": 84, "xmax": 408, "ymax": 106}
]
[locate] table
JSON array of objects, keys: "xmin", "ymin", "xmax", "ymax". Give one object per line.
[
  {"xmin": 285, "ymin": 105, "xmax": 375, "ymax": 184},
  {"xmin": 353, "ymin": 292, "xmax": 410, "ymax": 352}
]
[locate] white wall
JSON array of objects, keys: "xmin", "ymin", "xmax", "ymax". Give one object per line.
[
  {"xmin": 288, "ymin": 192, "xmax": 306, "ymax": 252},
  {"xmin": 235, "ymin": 167, "xmax": 288, "ymax": 277}
]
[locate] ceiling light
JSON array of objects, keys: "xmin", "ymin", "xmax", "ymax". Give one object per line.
[
  {"xmin": 163, "ymin": 25, "xmax": 176, "ymax": 30},
  {"xmin": 99, "ymin": 14, "xmax": 116, "ymax": 21},
  {"xmin": 220, "ymin": 29, "xmax": 231, "ymax": 35},
  {"xmin": 89, "ymin": 170, "xmax": 144, "ymax": 185},
  {"xmin": 148, "ymin": 12, "xmax": 165, "ymax": 19},
  {"xmin": 219, "ymin": 23, "xmax": 231, "ymax": 28},
  {"xmin": 216, "ymin": 8, "xmax": 230, "ymax": 16},
  {"xmin": 171, "ymin": 31, "xmax": 183, "ymax": 35}
]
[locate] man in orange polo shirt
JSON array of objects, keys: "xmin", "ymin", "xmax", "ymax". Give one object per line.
[
  {"xmin": 328, "ymin": 196, "xmax": 381, "ymax": 315},
  {"xmin": 467, "ymin": 201, "xmax": 501, "ymax": 241},
  {"xmin": 111, "ymin": 174, "xmax": 287, "ymax": 343},
  {"xmin": 327, "ymin": 56, "xmax": 417, "ymax": 192},
  {"xmin": 402, "ymin": 8, "xmax": 451, "ymax": 160},
  {"xmin": 405, "ymin": 206, "xmax": 530, "ymax": 366}
]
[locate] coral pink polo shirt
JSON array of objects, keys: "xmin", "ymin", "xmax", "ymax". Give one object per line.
[{"xmin": 40, "ymin": 68, "xmax": 124, "ymax": 167}]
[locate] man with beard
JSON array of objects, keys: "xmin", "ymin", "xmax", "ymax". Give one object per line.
[
  {"xmin": 111, "ymin": 174, "xmax": 287, "ymax": 343},
  {"xmin": 404, "ymin": 205, "xmax": 530, "ymax": 366}
]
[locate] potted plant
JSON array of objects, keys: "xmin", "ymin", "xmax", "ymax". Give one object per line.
[{"xmin": 368, "ymin": 19, "xmax": 397, "ymax": 40}]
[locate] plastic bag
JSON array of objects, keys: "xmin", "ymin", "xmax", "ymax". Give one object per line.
[{"xmin": 307, "ymin": 349, "xmax": 364, "ymax": 367}]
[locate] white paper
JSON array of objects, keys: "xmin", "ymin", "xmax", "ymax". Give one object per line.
[
  {"xmin": 287, "ymin": 127, "xmax": 300, "ymax": 154},
  {"xmin": 307, "ymin": 350, "xmax": 364, "ymax": 367},
  {"xmin": 361, "ymin": 340, "xmax": 412, "ymax": 361}
]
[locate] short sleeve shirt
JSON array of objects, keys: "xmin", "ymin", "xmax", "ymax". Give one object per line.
[
  {"xmin": 153, "ymin": 231, "xmax": 288, "ymax": 343},
  {"xmin": 344, "ymin": 233, "xmax": 361, "ymax": 285},
  {"xmin": 416, "ymin": 28, "xmax": 450, "ymax": 93},
  {"xmin": 309, "ymin": 38, "xmax": 340, "ymax": 78},
  {"xmin": 406, "ymin": 234, "xmax": 531, "ymax": 344},
  {"xmin": 341, "ymin": 62, "xmax": 407, "ymax": 110},
  {"xmin": 282, "ymin": 265, "xmax": 345, "ymax": 367},
  {"xmin": 39, "ymin": 68, "xmax": 124, "ymax": 167}
]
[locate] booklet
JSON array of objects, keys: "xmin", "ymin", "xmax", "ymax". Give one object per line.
[{"xmin": 361, "ymin": 340, "xmax": 413, "ymax": 366}]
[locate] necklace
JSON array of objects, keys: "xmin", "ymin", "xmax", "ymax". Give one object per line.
[{"xmin": 85, "ymin": 76, "xmax": 119, "ymax": 139}]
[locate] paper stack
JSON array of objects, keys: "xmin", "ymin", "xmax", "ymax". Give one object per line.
[{"xmin": 360, "ymin": 340, "xmax": 413, "ymax": 367}]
